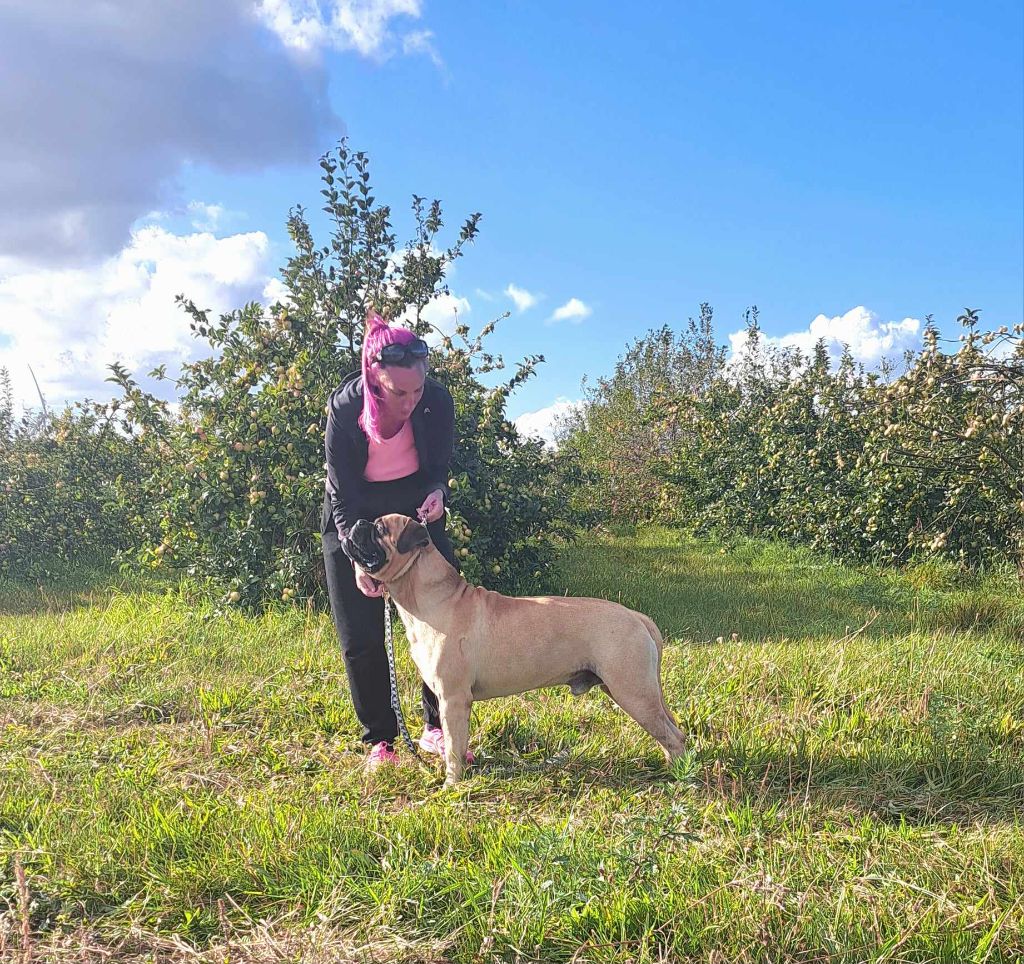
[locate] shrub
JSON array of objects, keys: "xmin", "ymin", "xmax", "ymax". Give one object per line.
[
  {"xmin": 107, "ymin": 141, "xmax": 574, "ymax": 607},
  {"xmin": 563, "ymin": 307, "xmax": 1023, "ymax": 575},
  {"xmin": 558, "ymin": 305, "xmax": 725, "ymax": 525},
  {"xmin": 0, "ymin": 372, "xmax": 155, "ymax": 579}
]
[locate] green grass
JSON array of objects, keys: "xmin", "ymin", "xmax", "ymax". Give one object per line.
[{"xmin": 1, "ymin": 529, "xmax": 1022, "ymax": 962}]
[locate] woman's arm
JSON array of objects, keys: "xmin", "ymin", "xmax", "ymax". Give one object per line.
[
  {"xmin": 324, "ymin": 398, "xmax": 365, "ymax": 537},
  {"xmin": 425, "ymin": 387, "xmax": 455, "ymax": 506}
]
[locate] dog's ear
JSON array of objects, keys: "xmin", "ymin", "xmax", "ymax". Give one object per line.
[{"xmin": 396, "ymin": 519, "xmax": 430, "ymax": 554}]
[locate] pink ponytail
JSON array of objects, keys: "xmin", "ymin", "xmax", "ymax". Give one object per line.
[{"xmin": 359, "ymin": 310, "xmax": 420, "ymax": 443}]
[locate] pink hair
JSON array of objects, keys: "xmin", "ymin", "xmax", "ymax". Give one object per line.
[{"xmin": 359, "ymin": 311, "xmax": 421, "ymax": 443}]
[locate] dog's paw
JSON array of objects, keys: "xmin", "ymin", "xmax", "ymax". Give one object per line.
[{"xmin": 666, "ymin": 749, "xmax": 700, "ymax": 783}]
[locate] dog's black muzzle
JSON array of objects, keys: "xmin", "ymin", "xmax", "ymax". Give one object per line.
[{"xmin": 341, "ymin": 519, "xmax": 387, "ymax": 573}]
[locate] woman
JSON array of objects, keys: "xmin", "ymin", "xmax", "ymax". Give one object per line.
[{"xmin": 321, "ymin": 311, "xmax": 470, "ymax": 769}]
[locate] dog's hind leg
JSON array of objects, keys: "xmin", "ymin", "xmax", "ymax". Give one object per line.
[
  {"xmin": 600, "ymin": 650, "xmax": 687, "ymax": 764},
  {"xmin": 655, "ymin": 646, "xmax": 684, "ymax": 734},
  {"xmin": 605, "ymin": 683, "xmax": 688, "ymax": 763}
]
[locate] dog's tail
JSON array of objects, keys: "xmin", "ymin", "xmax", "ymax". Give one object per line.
[{"xmin": 637, "ymin": 612, "xmax": 663, "ymax": 654}]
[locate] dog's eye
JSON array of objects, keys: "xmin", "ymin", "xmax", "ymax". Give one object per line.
[{"xmin": 374, "ymin": 522, "xmax": 385, "ymax": 537}]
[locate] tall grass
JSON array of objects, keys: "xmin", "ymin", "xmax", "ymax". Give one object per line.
[{"xmin": 1, "ymin": 530, "xmax": 1022, "ymax": 962}]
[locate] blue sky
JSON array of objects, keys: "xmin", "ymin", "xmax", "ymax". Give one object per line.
[{"xmin": 1, "ymin": 1, "xmax": 1021, "ymax": 437}]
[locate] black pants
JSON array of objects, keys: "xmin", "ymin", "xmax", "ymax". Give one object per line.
[{"xmin": 321, "ymin": 472, "xmax": 458, "ymax": 745}]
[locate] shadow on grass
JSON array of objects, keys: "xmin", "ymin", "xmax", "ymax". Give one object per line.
[
  {"xmin": 557, "ymin": 542, "xmax": 906, "ymax": 642},
  {"xmin": 710, "ymin": 739, "xmax": 1023, "ymax": 826},
  {"xmin": 554, "ymin": 535, "xmax": 1024, "ymax": 643},
  {"xmin": 473, "ymin": 737, "xmax": 1023, "ymax": 827},
  {"xmin": 0, "ymin": 558, "xmax": 172, "ymax": 616}
]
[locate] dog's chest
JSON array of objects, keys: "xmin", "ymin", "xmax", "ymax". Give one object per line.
[{"xmin": 394, "ymin": 605, "xmax": 444, "ymax": 669}]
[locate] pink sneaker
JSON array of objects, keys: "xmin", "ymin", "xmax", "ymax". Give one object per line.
[
  {"xmin": 419, "ymin": 725, "xmax": 475, "ymax": 764},
  {"xmin": 365, "ymin": 741, "xmax": 399, "ymax": 770}
]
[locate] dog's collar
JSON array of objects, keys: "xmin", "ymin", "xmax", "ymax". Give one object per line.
[{"xmin": 386, "ymin": 550, "xmax": 421, "ymax": 584}]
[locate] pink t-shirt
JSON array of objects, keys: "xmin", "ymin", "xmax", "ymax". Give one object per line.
[{"xmin": 363, "ymin": 419, "xmax": 420, "ymax": 482}]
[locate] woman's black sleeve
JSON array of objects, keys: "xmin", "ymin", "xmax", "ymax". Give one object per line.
[
  {"xmin": 428, "ymin": 389, "xmax": 455, "ymax": 505},
  {"xmin": 324, "ymin": 404, "xmax": 364, "ymax": 537}
]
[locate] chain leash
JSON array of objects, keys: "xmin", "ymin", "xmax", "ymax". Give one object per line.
[{"xmin": 383, "ymin": 591, "xmax": 419, "ymax": 756}]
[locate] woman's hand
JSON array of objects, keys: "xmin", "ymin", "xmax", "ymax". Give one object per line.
[
  {"xmin": 354, "ymin": 568, "xmax": 384, "ymax": 597},
  {"xmin": 417, "ymin": 488, "xmax": 445, "ymax": 524}
]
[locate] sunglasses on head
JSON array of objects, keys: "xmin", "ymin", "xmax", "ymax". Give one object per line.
[{"xmin": 375, "ymin": 339, "xmax": 429, "ymax": 365}]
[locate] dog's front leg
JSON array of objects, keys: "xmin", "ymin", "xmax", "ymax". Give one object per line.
[{"xmin": 438, "ymin": 692, "xmax": 472, "ymax": 785}]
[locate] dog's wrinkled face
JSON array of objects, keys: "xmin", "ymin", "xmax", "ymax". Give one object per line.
[
  {"xmin": 348, "ymin": 513, "xmax": 431, "ymax": 584},
  {"xmin": 345, "ymin": 518, "xmax": 388, "ymax": 573}
]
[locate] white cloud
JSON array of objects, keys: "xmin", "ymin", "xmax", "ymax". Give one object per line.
[
  {"xmin": 253, "ymin": 0, "xmax": 329, "ymax": 53},
  {"xmin": 474, "ymin": 288, "xmax": 496, "ymax": 302},
  {"xmin": 383, "ymin": 245, "xmax": 471, "ymax": 340},
  {"xmin": 505, "ymin": 283, "xmax": 539, "ymax": 313},
  {"xmin": 385, "ymin": 243, "xmax": 443, "ymax": 274},
  {"xmin": 513, "ymin": 397, "xmax": 584, "ymax": 449},
  {"xmin": 547, "ymin": 297, "xmax": 592, "ymax": 324},
  {"xmin": 422, "ymin": 293, "xmax": 471, "ymax": 338},
  {"xmin": 0, "ymin": 226, "xmax": 273, "ymax": 413},
  {"xmin": 394, "ymin": 292, "xmax": 471, "ymax": 345},
  {"xmin": 187, "ymin": 201, "xmax": 227, "ymax": 232},
  {"xmin": 256, "ymin": 0, "xmax": 428, "ymax": 60},
  {"xmin": 262, "ymin": 277, "xmax": 293, "ymax": 307},
  {"xmin": 0, "ymin": 1, "xmax": 337, "ymax": 268},
  {"xmin": 402, "ymin": 29, "xmax": 444, "ymax": 69},
  {"xmin": 0, "ymin": 223, "xmax": 480, "ymax": 414},
  {"xmin": 727, "ymin": 306, "xmax": 922, "ymax": 370}
]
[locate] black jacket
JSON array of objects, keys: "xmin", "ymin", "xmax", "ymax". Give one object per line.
[{"xmin": 323, "ymin": 371, "xmax": 455, "ymax": 537}]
